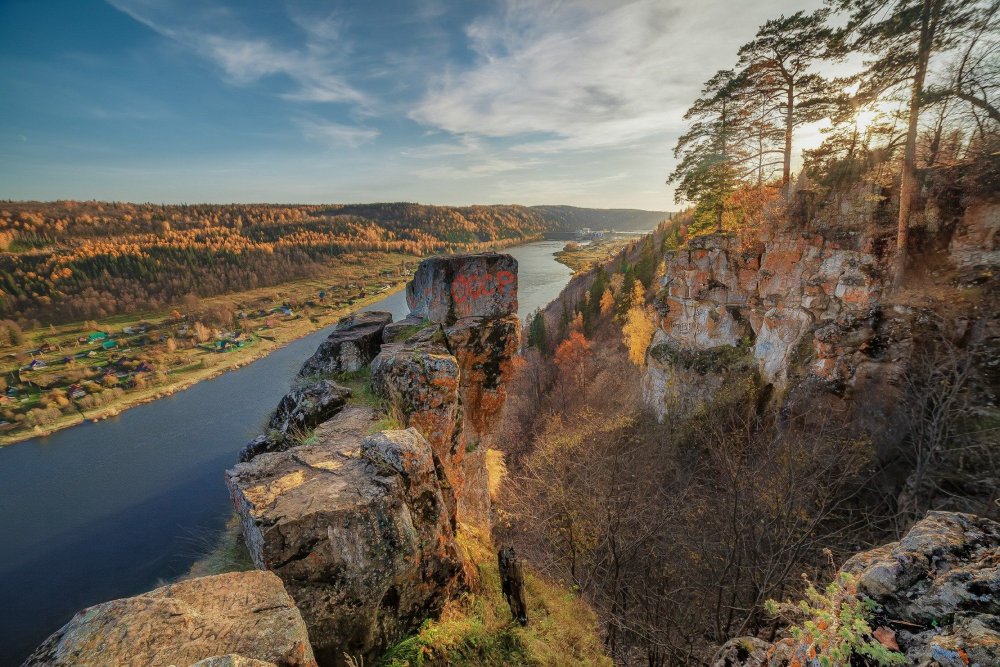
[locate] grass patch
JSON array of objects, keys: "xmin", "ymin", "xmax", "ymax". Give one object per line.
[
  {"xmin": 187, "ymin": 514, "xmax": 255, "ymax": 578},
  {"xmin": 394, "ymin": 319, "xmax": 434, "ymax": 343},
  {"xmin": 369, "ymin": 414, "xmax": 404, "ymax": 434},
  {"xmin": 329, "ymin": 368, "xmax": 383, "ymax": 409},
  {"xmin": 380, "ymin": 524, "xmax": 611, "ymax": 667}
]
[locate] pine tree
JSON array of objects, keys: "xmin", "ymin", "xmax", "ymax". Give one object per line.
[
  {"xmin": 668, "ymin": 70, "xmax": 746, "ymax": 233},
  {"xmin": 737, "ymin": 10, "xmax": 836, "ymax": 189},
  {"xmin": 830, "ymin": 0, "xmax": 987, "ymax": 283}
]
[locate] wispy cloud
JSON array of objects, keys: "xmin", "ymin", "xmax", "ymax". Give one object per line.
[
  {"xmin": 297, "ymin": 118, "xmax": 379, "ymax": 148},
  {"xmin": 107, "ymin": 0, "xmax": 367, "ymax": 107}
]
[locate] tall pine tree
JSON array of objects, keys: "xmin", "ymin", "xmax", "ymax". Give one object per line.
[
  {"xmin": 831, "ymin": 0, "xmax": 986, "ymax": 283},
  {"xmin": 737, "ymin": 10, "xmax": 835, "ymax": 190}
]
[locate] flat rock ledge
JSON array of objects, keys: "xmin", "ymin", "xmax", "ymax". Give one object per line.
[{"xmin": 22, "ymin": 571, "xmax": 316, "ymax": 667}]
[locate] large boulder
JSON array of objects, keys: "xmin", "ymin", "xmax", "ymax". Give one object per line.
[
  {"xmin": 23, "ymin": 571, "xmax": 316, "ymax": 667},
  {"xmin": 406, "ymin": 253, "xmax": 518, "ymax": 324},
  {"xmin": 842, "ymin": 511, "xmax": 1000, "ymax": 624},
  {"xmin": 299, "ymin": 311, "xmax": 392, "ymax": 377},
  {"xmin": 268, "ymin": 380, "xmax": 351, "ymax": 435},
  {"xmin": 370, "ymin": 338, "xmax": 462, "ymax": 460},
  {"xmin": 226, "ymin": 411, "xmax": 464, "ymax": 666},
  {"xmin": 238, "ymin": 380, "xmax": 351, "ymax": 462}
]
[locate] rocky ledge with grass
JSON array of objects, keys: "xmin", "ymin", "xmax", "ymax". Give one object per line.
[{"xmin": 714, "ymin": 510, "xmax": 1000, "ymax": 667}]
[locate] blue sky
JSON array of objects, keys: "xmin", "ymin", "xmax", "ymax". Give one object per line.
[{"xmin": 0, "ymin": 0, "xmax": 822, "ymax": 208}]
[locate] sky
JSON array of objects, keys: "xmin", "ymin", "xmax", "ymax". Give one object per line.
[{"xmin": 0, "ymin": 0, "xmax": 826, "ymax": 209}]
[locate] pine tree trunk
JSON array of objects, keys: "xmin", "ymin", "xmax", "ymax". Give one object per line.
[
  {"xmin": 895, "ymin": 0, "xmax": 937, "ymax": 286},
  {"xmin": 783, "ymin": 86, "xmax": 794, "ymax": 191}
]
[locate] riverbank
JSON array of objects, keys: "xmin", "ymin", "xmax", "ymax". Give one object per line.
[{"xmin": 553, "ymin": 236, "xmax": 635, "ymax": 273}]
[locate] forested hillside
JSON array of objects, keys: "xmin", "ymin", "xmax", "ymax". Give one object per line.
[
  {"xmin": 531, "ymin": 205, "xmax": 671, "ymax": 231},
  {"xmin": 0, "ymin": 202, "xmax": 552, "ymax": 324},
  {"xmin": 0, "ymin": 201, "xmax": 672, "ymax": 326}
]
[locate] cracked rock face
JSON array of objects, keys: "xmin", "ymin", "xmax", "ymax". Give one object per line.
[
  {"xmin": 23, "ymin": 571, "xmax": 316, "ymax": 667},
  {"xmin": 842, "ymin": 511, "xmax": 1000, "ymax": 625},
  {"xmin": 226, "ymin": 412, "xmax": 463, "ymax": 666},
  {"xmin": 370, "ymin": 313, "xmax": 520, "ymax": 526},
  {"xmin": 645, "ymin": 231, "xmax": 900, "ymax": 419},
  {"xmin": 406, "ymin": 253, "xmax": 518, "ymax": 324},
  {"xmin": 299, "ymin": 311, "xmax": 392, "ymax": 377}
]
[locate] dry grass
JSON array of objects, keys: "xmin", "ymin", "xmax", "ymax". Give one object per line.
[{"xmin": 380, "ymin": 523, "xmax": 610, "ymax": 667}]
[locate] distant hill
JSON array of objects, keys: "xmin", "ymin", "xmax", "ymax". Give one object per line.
[{"xmin": 532, "ymin": 205, "xmax": 673, "ymax": 232}]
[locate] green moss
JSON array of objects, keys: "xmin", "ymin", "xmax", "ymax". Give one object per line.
[
  {"xmin": 394, "ymin": 319, "xmax": 434, "ymax": 343},
  {"xmin": 380, "ymin": 526, "xmax": 611, "ymax": 667},
  {"xmin": 649, "ymin": 340, "xmax": 753, "ymax": 374}
]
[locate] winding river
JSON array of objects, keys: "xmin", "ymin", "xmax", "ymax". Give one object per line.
[{"xmin": 0, "ymin": 241, "xmax": 573, "ymax": 666}]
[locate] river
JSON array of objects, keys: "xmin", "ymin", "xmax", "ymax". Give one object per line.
[{"xmin": 0, "ymin": 241, "xmax": 572, "ymax": 665}]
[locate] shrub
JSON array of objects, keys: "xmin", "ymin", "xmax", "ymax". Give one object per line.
[{"xmin": 764, "ymin": 573, "xmax": 906, "ymax": 667}]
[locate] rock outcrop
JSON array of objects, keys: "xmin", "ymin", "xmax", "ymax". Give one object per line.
[
  {"xmin": 643, "ymin": 229, "xmax": 908, "ymax": 421},
  {"xmin": 842, "ymin": 511, "xmax": 1000, "ymax": 666},
  {"xmin": 715, "ymin": 511, "xmax": 1000, "ymax": 667},
  {"xmin": 239, "ymin": 379, "xmax": 352, "ymax": 462},
  {"xmin": 644, "ymin": 201, "xmax": 999, "ymax": 424},
  {"xmin": 226, "ymin": 253, "xmax": 520, "ymax": 664},
  {"xmin": 372, "ymin": 255, "xmax": 520, "ymax": 526},
  {"xmin": 405, "ymin": 252, "xmax": 517, "ymax": 323},
  {"xmin": 226, "ymin": 415, "xmax": 464, "ymax": 665},
  {"xmin": 299, "ymin": 311, "xmax": 392, "ymax": 377},
  {"xmin": 30, "ymin": 253, "xmax": 523, "ymax": 667},
  {"xmin": 23, "ymin": 571, "xmax": 316, "ymax": 667}
]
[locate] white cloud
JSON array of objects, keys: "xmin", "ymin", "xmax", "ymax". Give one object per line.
[{"xmin": 411, "ymin": 0, "xmax": 824, "ymax": 155}]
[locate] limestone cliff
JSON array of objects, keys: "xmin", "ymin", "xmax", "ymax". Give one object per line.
[{"xmin": 642, "ymin": 199, "xmax": 999, "ymax": 426}]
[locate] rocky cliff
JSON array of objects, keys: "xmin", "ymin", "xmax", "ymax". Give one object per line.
[
  {"xmin": 643, "ymin": 198, "xmax": 999, "ymax": 429},
  {"xmin": 225, "ymin": 252, "xmax": 520, "ymax": 665},
  {"xmin": 25, "ymin": 253, "xmax": 522, "ymax": 667}
]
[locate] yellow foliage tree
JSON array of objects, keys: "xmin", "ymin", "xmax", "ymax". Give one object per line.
[
  {"xmin": 599, "ymin": 288, "xmax": 614, "ymax": 316},
  {"xmin": 622, "ymin": 282, "xmax": 655, "ymax": 366}
]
